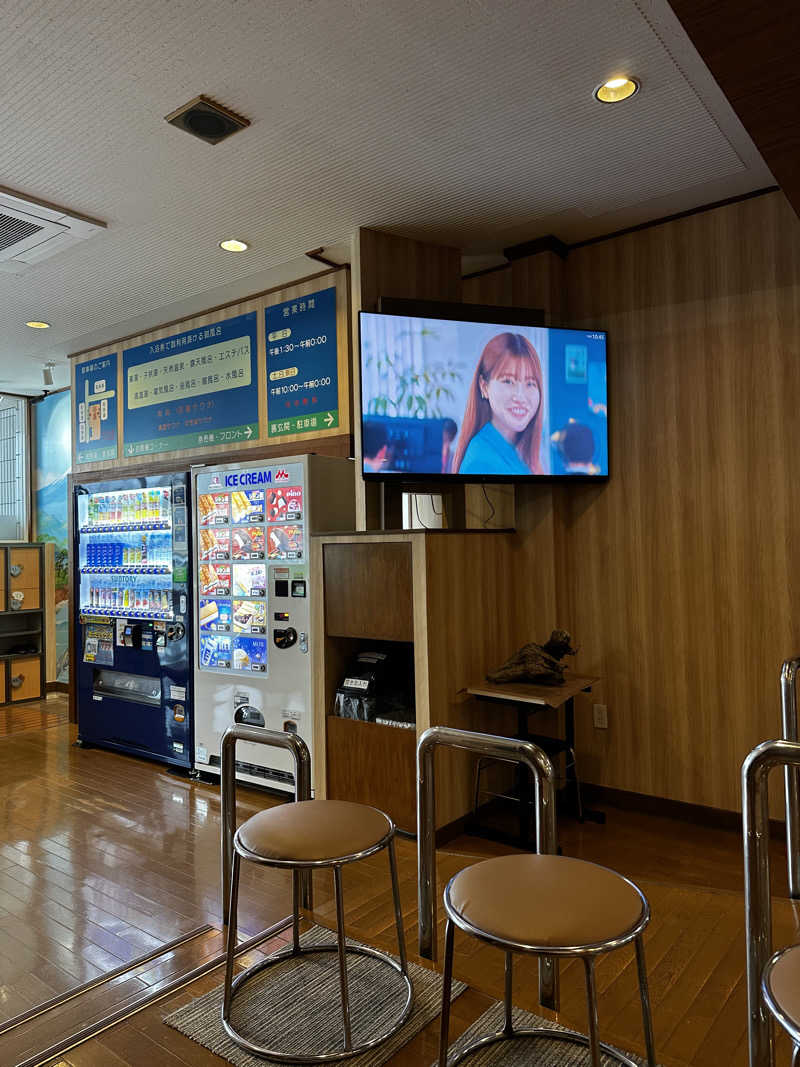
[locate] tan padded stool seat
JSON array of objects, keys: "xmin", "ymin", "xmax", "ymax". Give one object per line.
[
  {"xmin": 237, "ymin": 798, "xmax": 391, "ymax": 863},
  {"xmin": 765, "ymin": 944, "xmax": 800, "ymax": 1031},
  {"xmin": 448, "ymin": 853, "xmax": 645, "ymax": 949}
]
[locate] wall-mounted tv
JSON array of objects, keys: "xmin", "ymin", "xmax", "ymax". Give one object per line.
[{"xmin": 359, "ymin": 311, "xmax": 608, "ymax": 481}]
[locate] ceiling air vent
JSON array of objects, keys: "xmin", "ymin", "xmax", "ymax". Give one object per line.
[
  {"xmin": 165, "ymin": 95, "xmax": 250, "ymax": 145},
  {"xmin": 0, "ymin": 187, "xmax": 106, "ymax": 274}
]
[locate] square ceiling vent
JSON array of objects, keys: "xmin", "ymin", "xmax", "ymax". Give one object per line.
[
  {"xmin": 165, "ymin": 95, "xmax": 250, "ymax": 145},
  {"xmin": 0, "ymin": 187, "xmax": 106, "ymax": 274}
]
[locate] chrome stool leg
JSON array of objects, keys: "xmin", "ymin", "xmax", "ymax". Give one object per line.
[
  {"xmin": 583, "ymin": 957, "xmax": 602, "ymax": 1067},
  {"xmin": 438, "ymin": 917, "xmax": 456, "ymax": 1067},
  {"xmin": 292, "ymin": 867, "xmax": 301, "ymax": 955},
  {"xmin": 567, "ymin": 746, "xmax": 584, "ymax": 821},
  {"xmin": 472, "ymin": 758, "xmax": 486, "ymax": 818},
  {"xmin": 503, "ymin": 951, "xmax": 513, "ymax": 1036},
  {"xmin": 222, "ymin": 850, "xmax": 241, "ymax": 1023},
  {"xmin": 333, "ymin": 865, "xmax": 352, "ymax": 1052},
  {"xmin": 388, "ymin": 838, "xmax": 408, "ymax": 975},
  {"xmin": 635, "ymin": 935, "xmax": 657, "ymax": 1066}
]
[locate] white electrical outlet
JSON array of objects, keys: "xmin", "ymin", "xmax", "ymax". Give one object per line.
[{"xmin": 593, "ymin": 703, "xmax": 608, "ymax": 729}]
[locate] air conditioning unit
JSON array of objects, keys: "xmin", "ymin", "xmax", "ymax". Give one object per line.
[{"xmin": 0, "ymin": 186, "xmax": 105, "ymax": 273}]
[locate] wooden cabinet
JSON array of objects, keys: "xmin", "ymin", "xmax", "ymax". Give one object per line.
[
  {"xmin": 323, "ymin": 543, "xmax": 413, "ymax": 641},
  {"xmin": 0, "ymin": 543, "xmax": 45, "ymax": 706},
  {"xmin": 9, "ymin": 548, "xmax": 42, "ymax": 611},
  {"xmin": 9, "ymin": 656, "xmax": 42, "ymax": 702},
  {"xmin": 313, "ymin": 530, "xmax": 525, "ymax": 832}
]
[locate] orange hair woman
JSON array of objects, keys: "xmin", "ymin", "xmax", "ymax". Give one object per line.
[{"xmin": 452, "ymin": 332, "xmax": 545, "ymax": 475}]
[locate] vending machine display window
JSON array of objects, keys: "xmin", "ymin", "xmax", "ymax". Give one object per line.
[
  {"xmin": 198, "ymin": 493, "xmax": 230, "ymax": 526},
  {"xmin": 232, "ymin": 563, "xmax": 267, "ymax": 598},
  {"xmin": 199, "ymin": 563, "xmax": 231, "ymax": 597},
  {"xmin": 199, "ymin": 529, "xmax": 230, "ymax": 561},
  {"xmin": 267, "ymin": 525, "xmax": 303, "ymax": 560},
  {"xmin": 231, "ymin": 489, "xmax": 265, "ymax": 524}
]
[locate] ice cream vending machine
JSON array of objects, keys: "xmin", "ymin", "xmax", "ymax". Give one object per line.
[
  {"xmin": 74, "ymin": 473, "xmax": 193, "ymax": 769},
  {"xmin": 192, "ymin": 454, "xmax": 354, "ymax": 791}
]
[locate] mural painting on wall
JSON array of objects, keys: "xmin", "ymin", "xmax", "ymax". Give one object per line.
[{"xmin": 34, "ymin": 390, "xmax": 71, "ymax": 682}]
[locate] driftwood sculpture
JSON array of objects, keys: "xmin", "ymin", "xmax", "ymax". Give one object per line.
[{"xmin": 487, "ymin": 629, "xmax": 577, "ymax": 686}]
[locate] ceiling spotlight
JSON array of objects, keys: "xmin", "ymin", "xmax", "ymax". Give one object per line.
[
  {"xmin": 219, "ymin": 239, "xmax": 249, "ymax": 253},
  {"xmin": 43, "ymin": 362, "xmax": 56, "ymax": 387},
  {"xmin": 594, "ymin": 76, "xmax": 640, "ymax": 103},
  {"xmin": 26, "ymin": 320, "xmax": 51, "ymax": 329}
]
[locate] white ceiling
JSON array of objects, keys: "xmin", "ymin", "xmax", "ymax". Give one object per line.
[{"xmin": 0, "ymin": 0, "xmax": 773, "ymax": 393}]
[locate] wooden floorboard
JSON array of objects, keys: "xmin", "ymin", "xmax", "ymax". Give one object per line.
[{"xmin": 2, "ymin": 700, "xmax": 798, "ymax": 1065}]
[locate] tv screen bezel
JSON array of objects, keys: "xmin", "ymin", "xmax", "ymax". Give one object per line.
[{"xmin": 358, "ymin": 306, "xmax": 609, "ymax": 485}]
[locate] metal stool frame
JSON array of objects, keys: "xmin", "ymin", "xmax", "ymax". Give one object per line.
[
  {"xmin": 437, "ymin": 868, "xmax": 655, "ymax": 1067},
  {"xmin": 743, "ymin": 737, "xmax": 800, "ymax": 1066},
  {"xmin": 472, "ymin": 739, "xmax": 584, "ymax": 826},
  {"xmin": 417, "ymin": 725, "xmax": 560, "ymax": 1009},
  {"xmin": 416, "ymin": 726, "xmax": 655, "ymax": 1067},
  {"xmin": 781, "ymin": 657, "xmax": 800, "ymax": 900},
  {"xmin": 220, "ymin": 725, "xmax": 412, "ymax": 1063}
]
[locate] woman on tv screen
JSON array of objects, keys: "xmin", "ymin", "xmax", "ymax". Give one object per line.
[{"xmin": 452, "ymin": 332, "xmax": 546, "ymax": 475}]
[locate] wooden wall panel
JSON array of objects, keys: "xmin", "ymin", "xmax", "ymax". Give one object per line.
[
  {"xmin": 424, "ymin": 531, "xmax": 527, "ymax": 826},
  {"xmin": 354, "ymin": 228, "xmax": 462, "ymax": 528},
  {"xmin": 669, "ymin": 0, "xmax": 798, "ymax": 217},
  {"xmin": 462, "ymin": 266, "xmax": 513, "ymax": 306},
  {"xmin": 561, "ymin": 191, "xmax": 800, "ymax": 811}
]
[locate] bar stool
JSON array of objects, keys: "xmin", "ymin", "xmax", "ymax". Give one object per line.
[
  {"xmin": 762, "ymin": 946, "xmax": 800, "ymax": 1064},
  {"xmin": 438, "ymin": 852, "xmax": 656, "ymax": 1067},
  {"xmin": 222, "ymin": 798, "xmax": 413, "ymax": 1063}
]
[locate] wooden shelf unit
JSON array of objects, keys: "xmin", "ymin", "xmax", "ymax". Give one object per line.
[
  {"xmin": 312, "ymin": 530, "xmax": 527, "ymax": 832},
  {"xmin": 0, "ymin": 544, "xmax": 46, "ymax": 706}
]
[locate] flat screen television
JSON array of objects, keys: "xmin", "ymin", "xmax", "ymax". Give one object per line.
[{"xmin": 359, "ymin": 310, "xmax": 608, "ymax": 481}]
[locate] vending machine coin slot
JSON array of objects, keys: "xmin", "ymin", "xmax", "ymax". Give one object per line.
[{"xmin": 273, "ymin": 627, "xmax": 297, "ymax": 650}]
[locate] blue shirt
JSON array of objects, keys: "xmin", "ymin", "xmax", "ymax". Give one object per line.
[{"xmin": 458, "ymin": 422, "xmax": 532, "ymax": 475}]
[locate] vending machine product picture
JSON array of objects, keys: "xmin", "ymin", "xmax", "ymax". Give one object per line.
[
  {"xmin": 74, "ymin": 474, "xmax": 193, "ymax": 768},
  {"xmin": 192, "ymin": 454, "xmax": 354, "ymax": 791}
]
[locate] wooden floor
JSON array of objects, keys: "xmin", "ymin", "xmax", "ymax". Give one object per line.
[
  {"xmin": 1, "ymin": 697, "xmax": 797, "ymax": 1065},
  {"xmin": 0, "ymin": 693, "xmax": 68, "ymax": 738}
]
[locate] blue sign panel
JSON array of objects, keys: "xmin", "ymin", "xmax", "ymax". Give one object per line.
[
  {"xmin": 123, "ymin": 312, "xmax": 259, "ymax": 457},
  {"xmin": 266, "ymin": 286, "xmax": 338, "ymax": 436},
  {"xmin": 76, "ymin": 353, "xmax": 118, "ymax": 463}
]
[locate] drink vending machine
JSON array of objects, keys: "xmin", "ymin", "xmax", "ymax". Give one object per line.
[
  {"xmin": 192, "ymin": 454, "xmax": 354, "ymax": 791},
  {"xmin": 74, "ymin": 474, "xmax": 193, "ymax": 768}
]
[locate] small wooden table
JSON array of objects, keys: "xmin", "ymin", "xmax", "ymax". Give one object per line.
[{"xmin": 466, "ymin": 674, "xmax": 603, "ymax": 846}]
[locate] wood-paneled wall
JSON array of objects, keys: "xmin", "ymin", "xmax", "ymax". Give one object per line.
[
  {"xmin": 464, "ymin": 192, "xmax": 800, "ymax": 812},
  {"xmin": 354, "ymin": 228, "xmax": 462, "ymax": 527},
  {"xmin": 562, "ymin": 191, "xmax": 800, "ymax": 811}
]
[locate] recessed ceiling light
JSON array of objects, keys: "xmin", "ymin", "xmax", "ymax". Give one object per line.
[
  {"xmin": 219, "ymin": 239, "xmax": 249, "ymax": 253},
  {"xmin": 25, "ymin": 320, "xmax": 51, "ymax": 329},
  {"xmin": 594, "ymin": 76, "xmax": 640, "ymax": 103}
]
